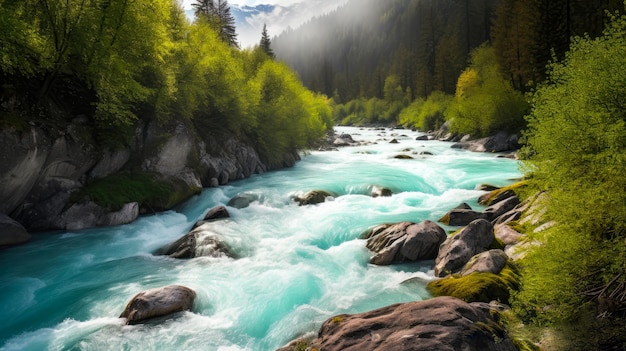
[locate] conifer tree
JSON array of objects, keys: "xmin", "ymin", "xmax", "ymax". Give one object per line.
[
  {"xmin": 259, "ymin": 24, "xmax": 274, "ymax": 58},
  {"xmin": 192, "ymin": 0, "xmax": 239, "ymax": 48}
]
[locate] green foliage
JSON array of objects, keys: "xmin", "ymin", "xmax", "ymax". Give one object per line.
[
  {"xmin": 427, "ymin": 263, "xmax": 520, "ymax": 304},
  {"xmin": 514, "ymin": 10, "xmax": 626, "ymax": 348},
  {"xmin": 445, "ymin": 44, "xmax": 529, "ymax": 137},
  {"xmin": 74, "ymin": 173, "xmax": 172, "ymax": 210},
  {"xmin": 1, "ymin": 0, "xmax": 331, "ymax": 157},
  {"xmin": 399, "ymin": 91, "xmax": 451, "ymax": 131},
  {"xmin": 251, "ymin": 60, "xmax": 329, "ymax": 166}
]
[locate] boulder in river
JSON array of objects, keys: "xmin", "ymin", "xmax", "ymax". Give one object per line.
[
  {"xmin": 370, "ymin": 186, "xmax": 392, "ymax": 198},
  {"xmin": 227, "ymin": 192, "xmax": 261, "ymax": 209},
  {"xmin": 193, "ymin": 205, "xmax": 230, "ymax": 229},
  {"xmin": 119, "ymin": 285, "xmax": 196, "ymax": 325},
  {"xmin": 294, "ymin": 190, "xmax": 335, "ymax": 206},
  {"xmin": 155, "ymin": 222, "xmax": 235, "ymax": 259},
  {"xmin": 282, "ymin": 296, "xmax": 516, "ymax": 351},
  {"xmin": 366, "ymin": 221, "xmax": 447, "ymax": 265},
  {"xmin": 434, "ymin": 219, "xmax": 495, "ymax": 277},
  {"xmin": 333, "ymin": 134, "xmax": 356, "ymax": 146}
]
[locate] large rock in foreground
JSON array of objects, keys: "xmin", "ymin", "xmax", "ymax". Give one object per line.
[
  {"xmin": 119, "ymin": 285, "xmax": 196, "ymax": 325},
  {"xmin": 289, "ymin": 296, "xmax": 516, "ymax": 351},
  {"xmin": 366, "ymin": 221, "xmax": 447, "ymax": 265},
  {"xmin": 434, "ymin": 219, "xmax": 495, "ymax": 277}
]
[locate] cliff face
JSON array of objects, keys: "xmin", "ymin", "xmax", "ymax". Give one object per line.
[{"xmin": 0, "ymin": 118, "xmax": 299, "ymax": 243}]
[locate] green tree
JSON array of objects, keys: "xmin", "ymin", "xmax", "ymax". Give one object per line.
[
  {"xmin": 445, "ymin": 44, "xmax": 528, "ymax": 137},
  {"xmin": 193, "ymin": 0, "xmax": 239, "ymax": 48},
  {"xmin": 259, "ymin": 23, "xmax": 274, "ymax": 59},
  {"xmin": 516, "ymin": 10, "xmax": 626, "ymax": 348},
  {"xmin": 400, "ymin": 91, "xmax": 451, "ymax": 131}
]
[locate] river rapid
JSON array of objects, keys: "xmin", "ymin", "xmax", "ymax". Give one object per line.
[{"xmin": 0, "ymin": 127, "xmax": 521, "ymax": 351}]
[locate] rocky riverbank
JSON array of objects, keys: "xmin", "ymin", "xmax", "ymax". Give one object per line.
[{"xmin": 0, "ymin": 119, "xmax": 300, "ymax": 247}]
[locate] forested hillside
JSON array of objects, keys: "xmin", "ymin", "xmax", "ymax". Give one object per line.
[
  {"xmin": 0, "ymin": 0, "xmax": 331, "ymax": 166},
  {"xmin": 274, "ymin": 0, "xmax": 621, "ymax": 133},
  {"xmin": 0, "ymin": 0, "xmax": 333, "ymax": 235}
]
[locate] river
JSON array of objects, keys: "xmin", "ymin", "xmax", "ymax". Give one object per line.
[{"xmin": 0, "ymin": 126, "xmax": 521, "ymax": 351}]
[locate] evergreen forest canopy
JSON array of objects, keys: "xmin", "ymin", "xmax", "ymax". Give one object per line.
[
  {"xmin": 274, "ymin": 0, "xmax": 622, "ymax": 137},
  {"xmin": 0, "ymin": 0, "xmax": 331, "ymax": 167}
]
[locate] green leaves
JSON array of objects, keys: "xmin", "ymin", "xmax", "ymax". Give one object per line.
[
  {"xmin": 446, "ymin": 44, "xmax": 528, "ymax": 137},
  {"xmin": 515, "ymin": 10, "xmax": 626, "ymax": 336}
]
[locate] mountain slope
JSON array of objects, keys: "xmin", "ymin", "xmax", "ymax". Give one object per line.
[{"xmin": 273, "ymin": 0, "xmax": 501, "ymax": 102}]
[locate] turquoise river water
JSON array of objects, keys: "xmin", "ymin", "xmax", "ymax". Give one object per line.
[{"xmin": 0, "ymin": 127, "xmax": 521, "ymax": 351}]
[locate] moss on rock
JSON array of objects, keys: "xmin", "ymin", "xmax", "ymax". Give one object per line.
[
  {"xmin": 427, "ymin": 263, "xmax": 520, "ymax": 304},
  {"xmin": 479, "ymin": 181, "xmax": 528, "ymax": 206}
]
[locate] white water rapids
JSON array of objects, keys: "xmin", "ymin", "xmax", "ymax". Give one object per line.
[{"xmin": 0, "ymin": 127, "xmax": 521, "ymax": 351}]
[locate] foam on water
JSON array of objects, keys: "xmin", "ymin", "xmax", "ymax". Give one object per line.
[{"xmin": 0, "ymin": 127, "xmax": 521, "ymax": 350}]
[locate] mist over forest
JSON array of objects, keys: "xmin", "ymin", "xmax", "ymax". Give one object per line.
[{"xmin": 273, "ymin": 0, "xmax": 619, "ymax": 102}]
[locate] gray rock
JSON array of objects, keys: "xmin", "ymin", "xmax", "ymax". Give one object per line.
[
  {"xmin": 484, "ymin": 195, "xmax": 520, "ymax": 220},
  {"xmin": 227, "ymin": 192, "xmax": 261, "ymax": 209},
  {"xmin": 119, "ymin": 285, "xmax": 196, "ymax": 325},
  {"xmin": 479, "ymin": 189, "xmax": 516, "ymax": 206},
  {"xmin": 460, "ymin": 249, "xmax": 509, "ymax": 276},
  {"xmin": 334, "ymin": 134, "xmax": 356, "ymax": 146},
  {"xmin": 294, "ymin": 190, "xmax": 334, "ymax": 206},
  {"xmin": 367, "ymin": 221, "xmax": 447, "ymax": 265},
  {"xmin": 0, "ymin": 213, "xmax": 31, "ymax": 247},
  {"xmin": 452, "ymin": 131, "xmax": 520, "ymax": 153},
  {"xmin": 89, "ymin": 149, "xmax": 130, "ymax": 179},
  {"xmin": 0, "ymin": 128, "xmax": 50, "ymax": 215},
  {"xmin": 445, "ymin": 209, "xmax": 491, "ymax": 226},
  {"xmin": 193, "ymin": 206, "xmax": 230, "ymax": 229},
  {"xmin": 435, "ymin": 219, "xmax": 495, "ymax": 277},
  {"xmin": 156, "ymin": 223, "xmax": 235, "ymax": 259},
  {"xmin": 494, "ymin": 224, "xmax": 523, "ymax": 246},
  {"xmin": 97, "ymin": 202, "xmax": 139, "ymax": 227},
  {"xmin": 299, "ymin": 296, "xmax": 516, "ymax": 351},
  {"xmin": 370, "ymin": 186, "xmax": 392, "ymax": 198}
]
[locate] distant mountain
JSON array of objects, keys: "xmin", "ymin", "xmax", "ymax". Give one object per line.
[{"xmin": 229, "ymin": 1, "xmax": 348, "ymax": 48}]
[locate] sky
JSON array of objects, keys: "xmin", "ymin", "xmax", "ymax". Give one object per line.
[{"xmin": 180, "ymin": 0, "xmax": 348, "ymax": 48}]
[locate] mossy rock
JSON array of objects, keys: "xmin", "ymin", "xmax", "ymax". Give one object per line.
[
  {"xmin": 427, "ymin": 263, "xmax": 520, "ymax": 304},
  {"xmin": 479, "ymin": 181, "xmax": 528, "ymax": 206},
  {"xmin": 147, "ymin": 176, "xmax": 202, "ymax": 211},
  {"xmin": 73, "ymin": 172, "xmax": 173, "ymax": 211}
]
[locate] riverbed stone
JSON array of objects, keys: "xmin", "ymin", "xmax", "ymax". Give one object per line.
[
  {"xmin": 370, "ymin": 186, "xmax": 392, "ymax": 198},
  {"xmin": 366, "ymin": 221, "xmax": 447, "ymax": 265},
  {"xmin": 155, "ymin": 222, "xmax": 235, "ymax": 259},
  {"xmin": 119, "ymin": 285, "xmax": 196, "ymax": 325},
  {"xmin": 296, "ymin": 296, "xmax": 516, "ymax": 351},
  {"xmin": 227, "ymin": 192, "xmax": 261, "ymax": 209},
  {"xmin": 434, "ymin": 219, "xmax": 495, "ymax": 277},
  {"xmin": 294, "ymin": 190, "xmax": 334, "ymax": 206}
]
